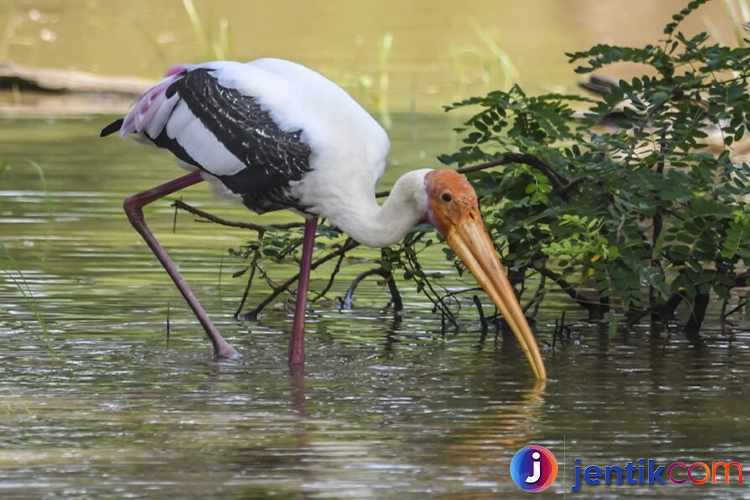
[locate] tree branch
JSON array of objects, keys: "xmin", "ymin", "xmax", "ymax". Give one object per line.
[
  {"xmin": 536, "ymin": 266, "xmax": 600, "ymax": 312},
  {"xmin": 376, "ymin": 153, "xmax": 579, "ymax": 201},
  {"xmin": 457, "ymin": 154, "xmax": 567, "ymax": 193},
  {"xmin": 173, "ymin": 199, "xmax": 304, "ymax": 232}
]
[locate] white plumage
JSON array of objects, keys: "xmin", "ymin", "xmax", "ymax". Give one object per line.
[
  {"xmin": 102, "ymin": 58, "xmax": 547, "ymax": 379},
  {"xmin": 119, "ymin": 58, "xmax": 403, "ymax": 246}
]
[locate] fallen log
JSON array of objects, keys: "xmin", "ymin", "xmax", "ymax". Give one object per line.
[{"xmin": 0, "ymin": 61, "xmax": 150, "ymax": 96}]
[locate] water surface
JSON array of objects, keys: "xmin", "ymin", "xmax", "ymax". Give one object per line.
[
  {"xmin": 1, "ymin": 116, "xmax": 750, "ymax": 499},
  {"xmin": 3, "ymin": 1, "xmax": 750, "ymax": 498}
]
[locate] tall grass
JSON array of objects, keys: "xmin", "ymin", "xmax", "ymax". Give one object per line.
[
  {"xmin": 352, "ymin": 33, "xmax": 394, "ymax": 128},
  {"xmin": 0, "ymin": 0, "xmax": 16, "ymax": 60},
  {"xmin": 0, "ymin": 0, "xmax": 37, "ymax": 62},
  {"xmin": 724, "ymin": 0, "xmax": 750, "ymax": 46},
  {"xmin": 449, "ymin": 21, "xmax": 519, "ymax": 98},
  {"xmin": 469, "ymin": 21, "xmax": 519, "ymax": 86},
  {"xmin": 25, "ymin": 159, "xmax": 52, "ymax": 215},
  {"xmin": 378, "ymin": 33, "xmax": 393, "ymax": 129},
  {"xmin": 705, "ymin": 0, "xmax": 750, "ymax": 47},
  {"xmin": 0, "ymin": 241, "xmax": 57, "ymax": 357},
  {"xmin": 0, "ymin": 160, "xmax": 57, "ymax": 358},
  {"xmin": 181, "ymin": 0, "xmax": 231, "ymax": 60}
]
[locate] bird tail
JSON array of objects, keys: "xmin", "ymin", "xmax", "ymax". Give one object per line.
[
  {"xmin": 100, "ymin": 64, "xmax": 189, "ymax": 140},
  {"xmin": 100, "ymin": 118, "xmax": 124, "ymax": 137}
]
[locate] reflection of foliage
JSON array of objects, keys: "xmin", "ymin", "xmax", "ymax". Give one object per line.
[{"xmin": 177, "ymin": 0, "xmax": 750, "ymax": 337}]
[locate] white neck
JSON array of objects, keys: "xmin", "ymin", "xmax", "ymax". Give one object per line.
[{"xmin": 326, "ymin": 169, "xmax": 432, "ymax": 248}]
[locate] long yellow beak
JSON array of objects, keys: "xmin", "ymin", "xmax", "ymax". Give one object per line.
[{"xmin": 445, "ymin": 215, "xmax": 547, "ymax": 380}]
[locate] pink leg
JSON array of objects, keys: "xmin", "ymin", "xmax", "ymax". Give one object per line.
[
  {"xmin": 124, "ymin": 170, "xmax": 238, "ymax": 358},
  {"xmin": 289, "ymin": 217, "xmax": 317, "ymax": 365}
]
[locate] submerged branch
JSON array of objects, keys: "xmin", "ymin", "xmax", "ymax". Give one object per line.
[
  {"xmin": 343, "ymin": 267, "xmax": 403, "ymax": 317},
  {"xmin": 684, "ymin": 292, "xmax": 710, "ymax": 338},
  {"xmin": 472, "ymin": 295, "xmax": 488, "ymax": 333}
]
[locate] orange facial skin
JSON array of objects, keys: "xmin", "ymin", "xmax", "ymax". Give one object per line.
[
  {"xmin": 424, "ymin": 169, "xmax": 547, "ymax": 380},
  {"xmin": 425, "ymin": 169, "xmax": 482, "ymax": 235}
]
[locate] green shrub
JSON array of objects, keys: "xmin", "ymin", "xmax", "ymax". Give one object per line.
[
  {"xmin": 221, "ymin": 0, "xmax": 750, "ymax": 336},
  {"xmin": 439, "ymin": 0, "xmax": 750, "ymax": 333}
]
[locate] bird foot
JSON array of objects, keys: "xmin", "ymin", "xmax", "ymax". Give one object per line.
[
  {"xmin": 214, "ymin": 342, "xmax": 241, "ymax": 359},
  {"xmin": 235, "ymin": 311, "xmax": 258, "ymax": 322}
]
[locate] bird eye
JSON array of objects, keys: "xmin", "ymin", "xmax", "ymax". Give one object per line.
[{"xmin": 441, "ymin": 192, "xmax": 453, "ymax": 203}]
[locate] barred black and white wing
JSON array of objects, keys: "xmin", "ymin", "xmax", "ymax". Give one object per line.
[
  {"xmin": 102, "ymin": 58, "xmax": 391, "ymax": 220},
  {"xmin": 102, "ymin": 62, "xmax": 313, "ymax": 213}
]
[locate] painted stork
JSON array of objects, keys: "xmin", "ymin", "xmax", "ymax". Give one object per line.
[{"xmin": 100, "ymin": 59, "xmax": 546, "ymax": 380}]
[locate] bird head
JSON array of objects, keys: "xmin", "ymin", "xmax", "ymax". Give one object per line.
[{"xmin": 424, "ymin": 169, "xmax": 546, "ymax": 380}]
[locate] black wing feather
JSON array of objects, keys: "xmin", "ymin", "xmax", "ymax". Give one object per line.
[
  {"xmin": 100, "ymin": 118, "xmax": 124, "ymax": 137},
  {"xmin": 167, "ymin": 69, "xmax": 313, "ymax": 213}
]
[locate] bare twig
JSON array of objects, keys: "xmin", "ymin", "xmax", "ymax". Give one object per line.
[
  {"xmin": 218, "ymin": 255, "xmax": 224, "ymax": 303},
  {"xmin": 458, "ymin": 154, "xmax": 564, "ymax": 187},
  {"xmin": 437, "ymin": 286, "xmax": 483, "ymax": 303},
  {"xmin": 558, "ymin": 176, "xmax": 591, "ymax": 196},
  {"xmin": 239, "ymin": 239, "xmax": 360, "ymax": 320},
  {"xmin": 663, "ymin": 291, "xmax": 684, "ymax": 319},
  {"xmin": 552, "ymin": 310, "xmax": 569, "ymax": 352},
  {"xmin": 403, "ymin": 245, "xmax": 458, "ymax": 325},
  {"xmin": 173, "ymin": 199, "xmax": 304, "ymax": 231},
  {"xmin": 720, "ymin": 297, "xmax": 729, "ymax": 334},
  {"xmin": 723, "ymin": 299, "xmax": 747, "ymax": 320},
  {"xmin": 522, "ymin": 273, "xmax": 547, "ymax": 316},
  {"xmin": 234, "ymin": 247, "xmax": 261, "ymax": 319},
  {"xmin": 255, "ymin": 263, "xmax": 278, "ymax": 290},
  {"xmin": 311, "ymin": 238, "xmax": 353, "ymax": 302},
  {"xmin": 172, "ymin": 195, "xmax": 181, "ymax": 233}
]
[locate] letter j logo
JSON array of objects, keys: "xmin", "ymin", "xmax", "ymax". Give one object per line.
[{"xmin": 510, "ymin": 445, "xmax": 558, "ymax": 492}]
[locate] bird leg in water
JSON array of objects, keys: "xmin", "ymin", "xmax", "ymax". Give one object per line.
[
  {"xmin": 289, "ymin": 217, "xmax": 318, "ymax": 365},
  {"xmin": 123, "ymin": 170, "xmax": 239, "ymax": 358}
]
